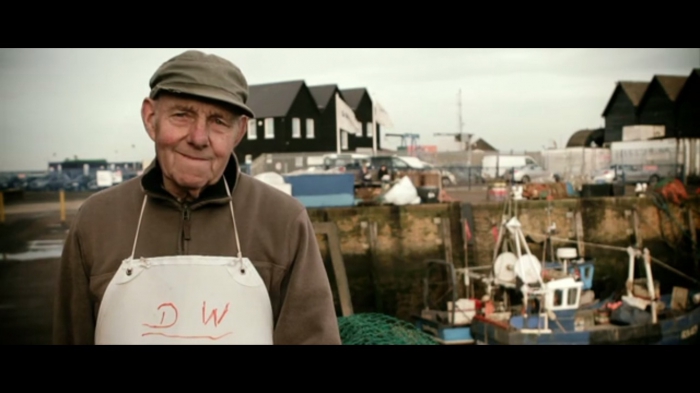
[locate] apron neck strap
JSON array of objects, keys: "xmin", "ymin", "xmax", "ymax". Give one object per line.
[
  {"xmin": 128, "ymin": 177, "xmax": 243, "ymax": 261},
  {"xmin": 130, "ymin": 195, "xmax": 148, "ymax": 260},
  {"xmin": 223, "ymin": 177, "xmax": 243, "ymax": 260}
]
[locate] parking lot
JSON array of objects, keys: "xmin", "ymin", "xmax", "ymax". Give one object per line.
[{"xmin": 0, "ymin": 208, "xmax": 75, "ymax": 345}]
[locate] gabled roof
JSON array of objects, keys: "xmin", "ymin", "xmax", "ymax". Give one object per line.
[
  {"xmin": 635, "ymin": 74, "xmax": 688, "ymax": 112},
  {"xmin": 247, "ymin": 80, "xmax": 305, "ymax": 118},
  {"xmin": 470, "ymin": 137, "xmax": 497, "ymax": 151},
  {"xmin": 601, "ymin": 81, "xmax": 648, "ymax": 116},
  {"xmin": 654, "ymin": 75, "xmax": 687, "ymax": 102},
  {"xmin": 340, "ymin": 88, "xmax": 370, "ymax": 110},
  {"xmin": 677, "ymin": 68, "xmax": 700, "ymax": 102},
  {"xmin": 308, "ymin": 84, "xmax": 345, "ymax": 111},
  {"xmin": 620, "ymin": 82, "xmax": 649, "ymax": 106}
]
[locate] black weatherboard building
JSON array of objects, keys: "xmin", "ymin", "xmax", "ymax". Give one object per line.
[
  {"xmin": 307, "ymin": 84, "xmax": 354, "ymax": 154},
  {"xmin": 601, "ymin": 81, "xmax": 648, "ymax": 144},
  {"xmin": 340, "ymin": 88, "xmax": 380, "ymax": 151},
  {"xmin": 234, "ymin": 80, "xmax": 379, "ymax": 164},
  {"xmin": 234, "ymin": 80, "xmax": 321, "ymax": 164},
  {"xmin": 601, "ymin": 69, "xmax": 700, "ymax": 144},
  {"xmin": 636, "ymin": 74, "xmax": 687, "ymax": 138},
  {"xmin": 675, "ymin": 69, "xmax": 700, "ymax": 138}
]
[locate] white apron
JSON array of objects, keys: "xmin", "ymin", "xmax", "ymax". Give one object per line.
[{"xmin": 94, "ymin": 178, "xmax": 274, "ymax": 345}]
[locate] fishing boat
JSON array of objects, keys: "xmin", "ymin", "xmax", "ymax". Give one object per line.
[
  {"xmin": 411, "ymin": 259, "xmax": 477, "ymax": 345},
  {"xmin": 468, "ymin": 207, "xmax": 700, "ymax": 345}
]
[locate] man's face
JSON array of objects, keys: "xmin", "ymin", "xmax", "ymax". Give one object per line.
[{"xmin": 141, "ymin": 93, "xmax": 247, "ymax": 196}]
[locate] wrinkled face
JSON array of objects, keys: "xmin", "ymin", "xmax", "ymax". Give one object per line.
[{"xmin": 141, "ymin": 93, "xmax": 247, "ymax": 196}]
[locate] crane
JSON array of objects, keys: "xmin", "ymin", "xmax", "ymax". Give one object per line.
[
  {"xmin": 384, "ymin": 133, "xmax": 420, "ymax": 156},
  {"xmin": 433, "ymin": 89, "xmax": 474, "ymax": 165}
]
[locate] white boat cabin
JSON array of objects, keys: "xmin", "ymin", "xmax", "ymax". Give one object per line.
[{"xmin": 544, "ymin": 277, "xmax": 584, "ymax": 311}]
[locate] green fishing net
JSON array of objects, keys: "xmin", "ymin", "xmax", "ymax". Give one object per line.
[{"xmin": 338, "ymin": 313, "xmax": 440, "ymax": 345}]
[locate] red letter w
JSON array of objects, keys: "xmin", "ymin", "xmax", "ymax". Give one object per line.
[{"xmin": 202, "ymin": 301, "xmax": 230, "ymax": 327}]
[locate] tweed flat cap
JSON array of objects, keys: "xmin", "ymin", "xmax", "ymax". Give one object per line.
[{"xmin": 149, "ymin": 50, "xmax": 255, "ymax": 118}]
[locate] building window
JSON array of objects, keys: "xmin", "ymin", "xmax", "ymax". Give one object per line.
[
  {"xmin": 295, "ymin": 156, "xmax": 304, "ymax": 167},
  {"xmin": 366, "ymin": 122, "xmax": 373, "ymax": 138},
  {"xmin": 264, "ymin": 118, "xmax": 274, "ymax": 139},
  {"xmin": 292, "ymin": 118, "xmax": 301, "ymax": 139},
  {"xmin": 247, "ymin": 119, "xmax": 256, "ymax": 140},
  {"xmin": 306, "ymin": 118, "xmax": 315, "ymax": 139}
]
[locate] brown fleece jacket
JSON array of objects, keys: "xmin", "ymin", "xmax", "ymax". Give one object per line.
[{"xmin": 52, "ymin": 153, "xmax": 341, "ymax": 344}]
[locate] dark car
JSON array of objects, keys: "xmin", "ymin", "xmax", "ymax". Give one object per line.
[
  {"xmin": 26, "ymin": 175, "xmax": 51, "ymax": 191},
  {"xmin": 27, "ymin": 172, "xmax": 73, "ymax": 191},
  {"xmin": 46, "ymin": 173, "xmax": 73, "ymax": 191},
  {"xmin": 0, "ymin": 174, "xmax": 29, "ymax": 190},
  {"xmin": 65, "ymin": 174, "xmax": 94, "ymax": 191},
  {"xmin": 0, "ymin": 174, "xmax": 13, "ymax": 190}
]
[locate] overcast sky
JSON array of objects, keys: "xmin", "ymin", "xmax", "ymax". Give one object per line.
[{"xmin": 0, "ymin": 48, "xmax": 698, "ymax": 171}]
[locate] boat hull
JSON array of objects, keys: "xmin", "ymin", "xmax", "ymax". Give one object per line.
[
  {"xmin": 412, "ymin": 316, "xmax": 474, "ymax": 345},
  {"xmin": 471, "ymin": 306, "xmax": 700, "ymax": 345}
]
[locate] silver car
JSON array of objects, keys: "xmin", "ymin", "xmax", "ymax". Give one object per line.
[
  {"xmin": 506, "ymin": 163, "xmax": 553, "ymax": 183},
  {"xmin": 592, "ymin": 164, "xmax": 673, "ymax": 186}
]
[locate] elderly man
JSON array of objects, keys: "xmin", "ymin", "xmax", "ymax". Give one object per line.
[{"xmin": 52, "ymin": 50, "xmax": 341, "ymax": 345}]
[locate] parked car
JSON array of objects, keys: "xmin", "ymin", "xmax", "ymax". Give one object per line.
[
  {"xmin": 505, "ymin": 163, "xmax": 553, "ymax": 183},
  {"xmin": 322, "ymin": 153, "xmax": 370, "ymax": 171},
  {"xmin": 0, "ymin": 174, "xmax": 28, "ymax": 190},
  {"xmin": 0, "ymin": 174, "xmax": 15, "ymax": 190},
  {"xmin": 321, "ymin": 153, "xmax": 457, "ymax": 187},
  {"xmin": 398, "ymin": 157, "xmax": 457, "ymax": 187},
  {"xmin": 65, "ymin": 174, "xmax": 94, "ymax": 191},
  {"xmin": 26, "ymin": 172, "xmax": 74, "ymax": 191},
  {"xmin": 46, "ymin": 173, "xmax": 74, "ymax": 191},
  {"xmin": 369, "ymin": 155, "xmax": 456, "ymax": 187},
  {"xmin": 592, "ymin": 164, "xmax": 670, "ymax": 186},
  {"xmin": 26, "ymin": 175, "xmax": 51, "ymax": 191}
]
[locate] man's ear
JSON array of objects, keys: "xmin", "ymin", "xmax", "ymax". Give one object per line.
[
  {"xmin": 141, "ymin": 98, "xmax": 157, "ymax": 142},
  {"xmin": 233, "ymin": 116, "xmax": 249, "ymax": 147}
]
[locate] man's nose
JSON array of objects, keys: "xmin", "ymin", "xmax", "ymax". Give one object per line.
[{"xmin": 188, "ymin": 118, "xmax": 209, "ymax": 147}]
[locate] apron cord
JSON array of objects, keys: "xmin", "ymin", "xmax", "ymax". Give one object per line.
[
  {"xmin": 130, "ymin": 195, "xmax": 149, "ymax": 260},
  {"xmin": 223, "ymin": 177, "xmax": 244, "ymax": 273}
]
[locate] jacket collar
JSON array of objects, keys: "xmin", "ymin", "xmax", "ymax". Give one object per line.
[{"xmin": 140, "ymin": 152, "xmax": 241, "ymax": 209}]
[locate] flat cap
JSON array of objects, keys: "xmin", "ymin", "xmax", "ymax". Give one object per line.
[{"xmin": 149, "ymin": 50, "xmax": 255, "ymax": 118}]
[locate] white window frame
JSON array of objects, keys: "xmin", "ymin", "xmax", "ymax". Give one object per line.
[
  {"xmin": 264, "ymin": 118, "xmax": 274, "ymax": 139},
  {"xmin": 292, "ymin": 118, "xmax": 301, "ymax": 139},
  {"xmin": 247, "ymin": 119, "xmax": 257, "ymax": 140},
  {"xmin": 306, "ymin": 118, "xmax": 315, "ymax": 139},
  {"xmin": 366, "ymin": 122, "xmax": 373, "ymax": 138}
]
